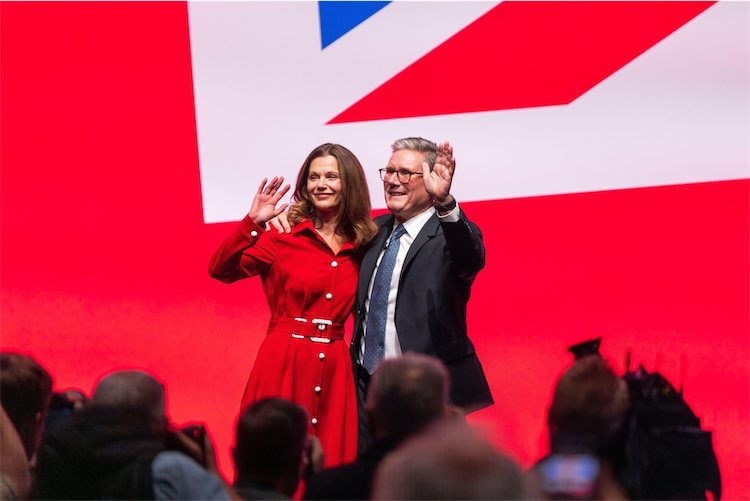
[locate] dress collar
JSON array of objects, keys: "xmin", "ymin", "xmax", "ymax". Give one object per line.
[{"xmin": 292, "ymin": 218, "xmax": 355, "ymax": 253}]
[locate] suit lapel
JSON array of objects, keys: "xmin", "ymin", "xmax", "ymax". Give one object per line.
[
  {"xmin": 358, "ymin": 216, "xmax": 394, "ymax": 301},
  {"xmin": 402, "ymin": 214, "xmax": 440, "ymax": 273},
  {"xmin": 359, "ymin": 213, "xmax": 440, "ymax": 298}
]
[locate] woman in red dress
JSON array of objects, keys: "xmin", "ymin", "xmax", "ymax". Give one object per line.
[{"xmin": 209, "ymin": 143, "xmax": 376, "ymax": 467}]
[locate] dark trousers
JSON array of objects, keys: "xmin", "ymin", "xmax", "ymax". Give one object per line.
[{"xmin": 354, "ymin": 362, "xmax": 373, "ymax": 455}]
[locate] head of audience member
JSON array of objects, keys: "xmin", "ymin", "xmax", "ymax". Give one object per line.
[
  {"xmin": 287, "ymin": 142, "xmax": 377, "ymax": 248},
  {"xmin": 372, "ymin": 420, "xmax": 531, "ymax": 500},
  {"xmin": 0, "ymin": 351, "xmax": 54, "ymax": 461},
  {"xmin": 44, "ymin": 388, "xmax": 89, "ymax": 430},
  {"xmin": 366, "ymin": 352, "xmax": 450, "ymax": 443},
  {"xmin": 382, "ymin": 137, "xmax": 439, "ymax": 222},
  {"xmin": 93, "ymin": 369, "xmax": 218, "ymax": 472},
  {"xmin": 530, "ymin": 355, "xmax": 631, "ymax": 500},
  {"xmin": 547, "ymin": 355, "xmax": 630, "ymax": 454},
  {"xmin": 92, "ymin": 369, "xmax": 167, "ymax": 429},
  {"xmin": 233, "ymin": 397, "xmax": 310, "ymax": 497},
  {"xmin": 34, "ymin": 368, "xmax": 227, "ymax": 499}
]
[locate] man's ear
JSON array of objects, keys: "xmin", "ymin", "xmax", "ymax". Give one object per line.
[
  {"xmin": 33, "ymin": 410, "xmax": 44, "ymax": 439},
  {"xmin": 445, "ymin": 405, "xmax": 466, "ymax": 422},
  {"xmin": 298, "ymin": 435, "xmax": 324, "ymax": 481},
  {"xmin": 297, "ymin": 436, "xmax": 310, "ymax": 479}
]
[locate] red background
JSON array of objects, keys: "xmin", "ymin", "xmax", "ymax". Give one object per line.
[{"xmin": 1, "ymin": 2, "xmax": 747, "ymax": 497}]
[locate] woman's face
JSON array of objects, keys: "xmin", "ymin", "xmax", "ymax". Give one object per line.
[{"xmin": 306, "ymin": 155, "xmax": 342, "ymax": 214}]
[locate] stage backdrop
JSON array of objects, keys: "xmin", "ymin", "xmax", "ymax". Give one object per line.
[{"xmin": 1, "ymin": 1, "xmax": 748, "ymax": 496}]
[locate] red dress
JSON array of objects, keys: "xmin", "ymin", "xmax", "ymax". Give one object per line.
[{"xmin": 209, "ymin": 215, "xmax": 359, "ymax": 467}]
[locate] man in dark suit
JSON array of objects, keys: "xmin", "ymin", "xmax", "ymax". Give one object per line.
[
  {"xmin": 351, "ymin": 137, "xmax": 493, "ymax": 451},
  {"xmin": 304, "ymin": 353, "xmax": 451, "ymax": 500}
]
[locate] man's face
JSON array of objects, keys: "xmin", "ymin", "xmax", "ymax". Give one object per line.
[{"xmin": 383, "ymin": 149, "xmax": 432, "ymax": 222}]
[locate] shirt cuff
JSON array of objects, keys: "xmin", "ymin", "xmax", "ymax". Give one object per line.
[{"xmin": 436, "ymin": 202, "xmax": 460, "ymax": 222}]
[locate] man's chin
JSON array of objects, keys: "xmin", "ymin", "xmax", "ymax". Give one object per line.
[{"xmin": 385, "ymin": 201, "xmax": 403, "ymax": 214}]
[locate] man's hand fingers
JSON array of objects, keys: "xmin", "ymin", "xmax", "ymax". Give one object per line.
[
  {"xmin": 272, "ymin": 203, "xmax": 289, "ymax": 218},
  {"xmin": 279, "ymin": 209, "xmax": 292, "ymax": 233},
  {"xmin": 268, "ymin": 205, "xmax": 291, "ymax": 233}
]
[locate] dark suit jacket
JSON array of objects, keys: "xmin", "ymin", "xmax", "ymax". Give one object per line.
[{"xmin": 350, "ymin": 210, "xmax": 493, "ymax": 411}]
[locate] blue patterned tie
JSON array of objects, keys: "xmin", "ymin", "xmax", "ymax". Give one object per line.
[{"xmin": 363, "ymin": 224, "xmax": 406, "ymax": 374}]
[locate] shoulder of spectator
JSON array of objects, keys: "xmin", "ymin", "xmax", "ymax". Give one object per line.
[{"xmin": 151, "ymin": 451, "xmax": 231, "ymax": 500}]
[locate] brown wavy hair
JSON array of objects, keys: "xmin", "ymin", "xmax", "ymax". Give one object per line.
[{"xmin": 287, "ymin": 143, "xmax": 377, "ymax": 248}]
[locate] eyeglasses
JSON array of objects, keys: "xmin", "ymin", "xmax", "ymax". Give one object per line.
[{"xmin": 379, "ymin": 168, "xmax": 424, "ymax": 183}]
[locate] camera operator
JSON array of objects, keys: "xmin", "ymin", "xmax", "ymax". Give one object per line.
[
  {"xmin": 33, "ymin": 369, "xmax": 234, "ymax": 500},
  {"xmin": 530, "ymin": 354, "xmax": 630, "ymax": 500}
]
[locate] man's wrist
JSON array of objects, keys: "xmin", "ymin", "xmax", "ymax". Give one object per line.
[{"xmin": 434, "ymin": 196, "xmax": 456, "ymax": 213}]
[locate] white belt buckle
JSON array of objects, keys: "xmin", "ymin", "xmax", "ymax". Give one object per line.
[
  {"xmin": 312, "ymin": 318, "xmax": 332, "ymax": 332},
  {"xmin": 291, "ymin": 318, "xmax": 308, "ymax": 340}
]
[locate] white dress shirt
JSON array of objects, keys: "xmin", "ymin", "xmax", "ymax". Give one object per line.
[{"xmin": 359, "ymin": 203, "xmax": 460, "ymax": 363}]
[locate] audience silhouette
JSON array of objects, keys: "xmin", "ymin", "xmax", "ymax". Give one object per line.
[
  {"xmin": 1, "ymin": 406, "xmax": 32, "ymax": 500},
  {"xmin": 530, "ymin": 354, "xmax": 630, "ymax": 500},
  {"xmin": 304, "ymin": 353, "xmax": 451, "ymax": 500},
  {"xmin": 0, "ymin": 352, "xmax": 54, "ymax": 464},
  {"xmin": 372, "ymin": 419, "xmax": 532, "ymax": 500},
  {"xmin": 32, "ymin": 369, "xmax": 231, "ymax": 500},
  {"xmin": 0, "ymin": 346, "xmax": 722, "ymax": 500},
  {"xmin": 233, "ymin": 397, "xmax": 320, "ymax": 500}
]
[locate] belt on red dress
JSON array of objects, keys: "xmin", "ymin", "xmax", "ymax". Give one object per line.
[{"xmin": 269, "ymin": 317, "xmax": 344, "ymax": 343}]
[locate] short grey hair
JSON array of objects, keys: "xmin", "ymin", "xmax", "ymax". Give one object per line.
[{"xmin": 391, "ymin": 137, "xmax": 438, "ymax": 169}]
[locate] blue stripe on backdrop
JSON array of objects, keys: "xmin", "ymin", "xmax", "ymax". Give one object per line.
[{"xmin": 318, "ymin": 1, "xmax": 390, "ymax": 49}]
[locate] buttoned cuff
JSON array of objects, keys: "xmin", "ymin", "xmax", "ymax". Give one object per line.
[{"xmin": 238, "ymin": 215, "xmax": 265, "ymax": 241}]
